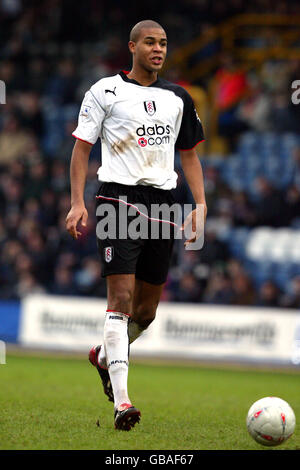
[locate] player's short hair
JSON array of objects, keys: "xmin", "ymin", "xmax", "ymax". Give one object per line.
[{"xmin": 129, "ymin": 20, "xmax": 166, "ymax": 43}]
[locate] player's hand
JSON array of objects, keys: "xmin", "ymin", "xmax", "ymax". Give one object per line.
[
  {"xmin": 65, "ymin": 204, "xmax": 88, "ymax": 240},
  {"xmin": 181, "ymin": 203, "xmax": 207, "ymax": 247}
]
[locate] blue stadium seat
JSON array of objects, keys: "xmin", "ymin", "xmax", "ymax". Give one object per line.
[
  {"xmin": 227, "ymin": 227, "xmax": 250, "ymax": 258},
  {"xmin": 237, "ymin": 132, "xmax": 260, "ymax": 156},
  {"xmin": 279, "ymin": 133, "xmax": 300, "ymax": 157}
]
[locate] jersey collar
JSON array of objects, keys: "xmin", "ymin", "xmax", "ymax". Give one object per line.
[{"xmin": 119, "ymin": 70, "xmax": 160, "ymax": 87}]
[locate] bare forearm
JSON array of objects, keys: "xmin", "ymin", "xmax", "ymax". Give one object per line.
[
  {"xmin": 179, "ymin": 149, "xmax": 206, "ymax": 206},
  {"xmin": 70, "ymin": 140, "xmax": 91, "ymax": 206},
  {"xmin": 66, "ymin": 139, "xmax": 92, "ymax": 239}
]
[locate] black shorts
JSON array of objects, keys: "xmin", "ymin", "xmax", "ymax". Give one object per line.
[{"xmin": 95, "ymin": 182, "xmax": 177, "ymax": 285}]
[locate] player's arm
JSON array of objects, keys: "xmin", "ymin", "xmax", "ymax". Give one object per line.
[
  {"xmin": 180, "ymin": 148, "xmax": 206, "ymax": 210},
  {"xmin": 65, "ymin": 139, "xmax": 92, "ymax": 239},
  {"xmin": 66, "ymin": 85, "xmax": 104, "ymax": 239},
  {"xmin": 179, "ymin": 148, "xmax": 207, "ymax": 246}
]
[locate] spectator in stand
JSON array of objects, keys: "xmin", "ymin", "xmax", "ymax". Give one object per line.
[
  {"xmin": 0, "ymin": 114, "xmax": 34, "ymax": 164},
  {"xmin": 203, "ymin": 165, "xmax": 232, "ymax": 216},
  {"xmin": 284, "ymin": 185, "xmax": 300, "ymax": 225},
  {"xmin": 253, "ymin": 176, "xmax": 286, "ymax": 227},
  {"xmin": 231, "ymin": 190, "xmax": 256, "ymax": 227},
  {"xmin": 0, "ymin": 240, "xmax": 23, "ymax": 298},
  {"xmin": 255, "ymin": 280, "xmax": 281, "ymax": 308},
  {"xmin": 231, "ymin": 272, "xmax": 255, "ymax": 306},
  {"xmin": 39, "ymin": 188, "xmax": 58, "ymax": 227},
  {"xmin": 211, "ymin": 54, "xmax": 249, "ymax": 148},
  {"xmin": 226, "ymin": 257, "xmax": 246, "ymax": 280},
  {"xmin": 280, "ymin": 276, "xmax": 300, "ymax": 309},
  {"xmin": 25, "ymin": 230, "xmax": 50, "ymax": 284},
  {"xmin": 55, "ymin": 119, "xmax": 80, "ymax": 162},
  {"xmin": 75, "ymin": 257, "xmax": 107, "ymax": 297},
  {"xmin": 14, "ymin": 251, "xmax": 35, "ymax": 282},
  {"xmin": 5, "ymin": 212, "xmax": 21, "ymax": 240},
  {"xmin": 203, "ymin": 270, "xmax": 234, "ymax": 304},
  {"xmin": 17, "ymin": 91, "xmax": 45, "ymax": 138},
  {"xmin": 44, "ymin": 59, "xmax": 78, "ymax": 106},
  {"xmin": 173, "ymin": 271, "xmax": 202, "ymax": 303},
  {"xmin": 1, "ymin": 0, "xmax": 300, "ymax": 305},
  {"xmin": 27, "ymin": 58, "xmax": 49, "ymax": 94},
  {"xmin": 199, "ymin": 226, "xmax": 229, "ymax": 266},
  {"xmin": 269, "ymin": 91, "xmax": 296, "ymax": 133},
  {"xmin": 23, "ymin": 198, "xmax": 40, "ymax": 222},
  {"xmin": 290, "ymin": 146, "xmax": 300, "ymax": 190},
  {"xmin": 16, "ymin": 272, "xmax": 46, "ymax": 298},
  {"xmin": 1, "ymin": 175, "xmax": 23, "ymax": 218},
  {"xmin": 0, "ymin": 215, "xmax": 7, "ymax": 244},
  {"xmin": 50, "ymin": 265, "xmax": 77, "ymax": 296},
  {"xmin": 178, "ymin": 249, "xmax": 202, "ymax": 273},
  {"xmin": 237, "ymin": 76, "xmax": 272, "ymax": 133},
  {"xmin": 0, "ymin": 61, "xmax": 24, "ymax": 94},
  {"xmin": 23, "ymin": 160, "xmax": 48, "ymax": 200},
  {"xmin": 50, "ymin": 160, "xmax": 69, "ymax": 193},
  {"xmin": 7, "ymin": 159, "xmax": 26, "ymax": 184}
]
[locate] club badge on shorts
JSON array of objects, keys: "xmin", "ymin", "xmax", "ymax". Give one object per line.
[{"xmin": 104, "ymin": 246, "xmax": 114, "ymax": 263}]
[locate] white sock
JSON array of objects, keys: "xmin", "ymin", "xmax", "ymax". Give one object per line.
[
  {"xmin": 98, "ymin": 314, "xmax": 145, "ymax": 369},
  {"xmin": 103, "ymin": 310, "xmax": 131, "ymax": 409}
]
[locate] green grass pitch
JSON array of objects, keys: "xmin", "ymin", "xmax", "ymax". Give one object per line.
[{"xmin": 0, "ymin": 353, "xmax": 299, "ymax": 450}]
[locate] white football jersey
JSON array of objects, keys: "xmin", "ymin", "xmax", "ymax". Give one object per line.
[{"xmin": 72, "ymin": 71, "xmax": 204, "ymax": 190}]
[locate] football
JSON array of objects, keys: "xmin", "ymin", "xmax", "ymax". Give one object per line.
[{"xmin": 246, "ymin": 397, "xmax": 296, "ymax": 446}]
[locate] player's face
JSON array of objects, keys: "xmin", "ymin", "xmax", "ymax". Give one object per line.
[{"xmin": 130, "ymin": 28, "xmax": 167, "ymax": 72}]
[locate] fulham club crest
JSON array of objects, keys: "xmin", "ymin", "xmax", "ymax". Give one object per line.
[
  {"xmin": 144, "ymin": 100, "xmax": 156, "ymax": 116},
  {"xmin": 104, "ymin": 246, "xmax": 114, "ymax": 263}
]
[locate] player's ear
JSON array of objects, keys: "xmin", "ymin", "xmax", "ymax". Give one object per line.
[{"xmin": 128, "ymin": 41, "xmax": 136, "ymax": 54}]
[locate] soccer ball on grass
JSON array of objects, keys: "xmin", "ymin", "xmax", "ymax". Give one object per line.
[{"xmin": 246, "ymin": 397, "xmax": 296, "ymax": 447}]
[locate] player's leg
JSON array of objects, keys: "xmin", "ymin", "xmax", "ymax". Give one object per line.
[
  {"xmin": 103, "ymin": 276, "xmax": 163, "ymax": 400},
  {"xmin": 90, "ymin": 278, "xmax": 163, "ymax": 401},
  {"xmin": 106, "ymin": 273, "xmax": 135, "ymax": 313},
  {"xmin": 103, "ymin": 277, "xmax": 162, "ymax": 430},
  {"xmin": 104, "ymin": 273, "xmax": 134, "ymax": 411},
  {"xmin": 89, "ymin": 275, "xmax": 141, "ymax": 429},
  {"xmin": 129, "ymin": 278, "xmax": 165, "ymax": 338},
  {"xmin": 88, "ymin": 271, "xmax": 143, "ymax": 428},
  {"xmin": 128, "ymin": 204, "xmax": 175, "ymax": 343},
  {"xmin": 89, "ymin": 259, "xmax": 136, "ymax": 406},
  {"xmin": 89, "ymin": 274, "xmax": 136, "ymax": 403},
  {"xmin": 104, "ymin": 273, "xmax": 141, "ymax": 430},
  {"xmin": 90, "ymin": 183, "xmax": 143, "ymax": 407}
]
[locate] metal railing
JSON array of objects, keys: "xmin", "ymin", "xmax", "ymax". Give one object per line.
[
  {"xmin": 164, "ymin": 14, "xmax": 300, "ymax": 153},
  {"xmin": 164, "ymin": 14, "xmax": 300, "ymax": 82}
]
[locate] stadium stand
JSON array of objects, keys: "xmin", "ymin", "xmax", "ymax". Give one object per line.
[{"xmin": 1, "ymin": 1, "xmax": 300, "ymax": 308}]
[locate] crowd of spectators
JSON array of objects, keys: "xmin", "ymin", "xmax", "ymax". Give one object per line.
[
  {"xmin": 210, "ymin": 56, "xmax": 300, "ymax": 151},
  {"xmin": 1, "ymin": 0, "xmax": 300, "ymax": 308}
]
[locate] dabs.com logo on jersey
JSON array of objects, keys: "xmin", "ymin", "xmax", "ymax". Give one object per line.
[{"xmin": 136, "ymin": 124, "xmax": 171, "ymax": 147}]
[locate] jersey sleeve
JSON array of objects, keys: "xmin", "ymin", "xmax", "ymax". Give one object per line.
[
  {"xmin": 72, "ymin": 89, "xmax": 105, "ymax": 145},
  {"xmin": 175, "ymin": 90, "xmax": 205, "ymax": 151}
]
